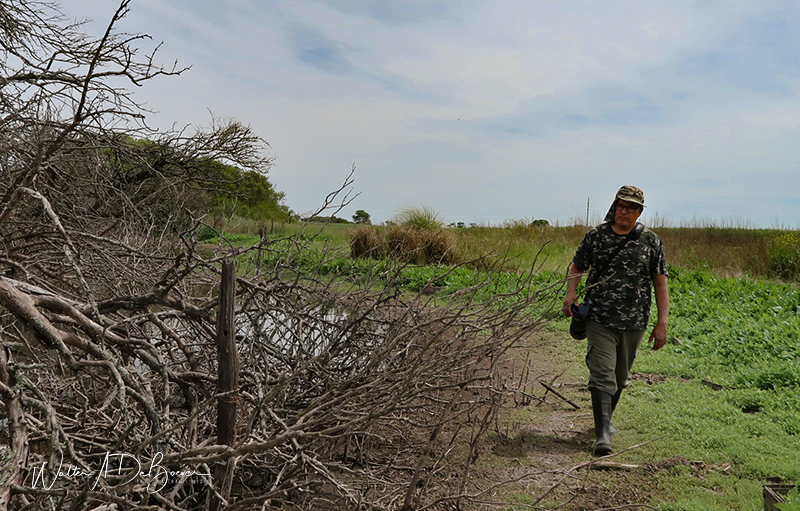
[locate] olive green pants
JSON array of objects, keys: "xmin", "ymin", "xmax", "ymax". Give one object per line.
[{"xmin": 585, "ymin": 319, "xmax": 646, "ymax": 396}]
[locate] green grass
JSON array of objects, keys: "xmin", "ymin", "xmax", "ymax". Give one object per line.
[
  {"xmin": 449, "ymin": 224, "xmax": 586, "ymax": 273},
  {"xmin": 199, "ymin": 216, "xmax": 353, "ymax": 242},
  {"xmin": 611, "ymin": 267, "xmax": 800, "ymax": 510},
  {"xmin": 504, "ymin": 267, "xmax": 800, "ymax": 510},
  {"xmin": 654, "ymin": 476, "xmax": 764, "ymax": 511},
  {"xmin": 623, "ymin": 380, "xmax": 800, "ymax": 476},
  {"xmin": 614, "ymin": 379, "xmax": 799, "ymax": 510}
]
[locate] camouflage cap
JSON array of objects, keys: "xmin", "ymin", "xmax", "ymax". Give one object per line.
[
  {"xmin": 615, "ymin": 185, "xmax": 645, "ymax": 207},
  {"xmin": 603, "ymin": 185, "xmax": 645, "ymax": 222}
]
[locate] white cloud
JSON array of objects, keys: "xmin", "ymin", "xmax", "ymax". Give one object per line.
[{"xmin": 53, "ymin": 0, "xmax": 800, "ymax": 227}]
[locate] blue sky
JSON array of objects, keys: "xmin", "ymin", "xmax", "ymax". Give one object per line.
[{"xmin": 62, "ymin": 0, "xmax": 800, "ymax": 227}]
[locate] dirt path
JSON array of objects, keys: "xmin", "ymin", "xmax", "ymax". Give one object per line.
[{"xmin": 466, "ymin": 328, "xmax": 663, "ymax": 510}]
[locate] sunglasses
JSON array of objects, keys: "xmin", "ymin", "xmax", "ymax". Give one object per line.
[{"xmin": 615, "ymin": 203, "xmax": 641, "ymax": 213}]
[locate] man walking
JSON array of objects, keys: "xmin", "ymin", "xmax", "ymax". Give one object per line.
[{"xmin": 563, "ymin": 185, "xmax": 669, "ymax": 456}]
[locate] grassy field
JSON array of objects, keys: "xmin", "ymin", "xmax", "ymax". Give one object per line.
[
  {"xmin": 208, "ymin": 217, "xmax": 799, "ymax": 280},
  {"xmin": 204, "ymin": 217, "xmax": 800, "ymax": 509}
]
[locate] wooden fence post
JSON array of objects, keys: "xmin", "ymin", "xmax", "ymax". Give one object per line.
[
  {"xmin": 210, "ymin": 259, "xmax": 239, "ymax": 511},
  {"xmin": 0, "ymin": 343, "xmax": 27, "ymax": 511}
]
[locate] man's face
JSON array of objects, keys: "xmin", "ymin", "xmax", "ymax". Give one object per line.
[{"xmin": 614, "ymin": 199, "xmax": 642, "ymax": 229}]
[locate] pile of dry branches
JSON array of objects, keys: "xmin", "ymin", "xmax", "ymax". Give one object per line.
[
  {"xmin": 0, "ymin": 1, "xmax": 559, "ymax": 509},
  {"xmin": 1, "ymin": 228, "xmax": 556, "ymax": 511}
]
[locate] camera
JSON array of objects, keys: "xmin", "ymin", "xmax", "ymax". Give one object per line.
[{"xmin": 570, "ymin": 303, "xmax": 589, "ymax": 319}]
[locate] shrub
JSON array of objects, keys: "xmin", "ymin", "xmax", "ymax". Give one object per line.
[
  {"xmin": 349, "ymin": 225, "xmax": 383, "ymax": 259},
  {"xmin": 767, "ymin": 231, "xmax": 800, "ymax": 280},
  {"xmin": 196, "ymin": 225, "xmax": 218, "ymax": 242}
]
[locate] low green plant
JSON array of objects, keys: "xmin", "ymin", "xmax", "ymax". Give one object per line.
[
  {"xmin": 777, "ymin": 487, "xmax": 800, "ymax": 511},
  {"xmin": 628, "ymin": 267, "xmax": 800, "ymax": 496}
]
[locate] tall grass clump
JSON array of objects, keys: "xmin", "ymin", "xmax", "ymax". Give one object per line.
[
  {"xmin": 349, "ymin": 224, "xmax": 383, "ymax": 259},
  {"xmin": 417, "ymin": 228, "xmax": 454, "ymax": 264},
  {"xmin": 767, "ymin": 231, "xmax": 800, "ymax": 280},
  {"xmin": 365, "ymin": 205, "xmax": 455, "ymax": 264},
  {"xmin": 385, "ymin": 224, "xmax": 421, "ymax": 262},
  {"xmin": 385, "ymin": 224, "xmax": 454, "ymax": 264},
  {"xmin": 394, "ymin": 204, "xmax": 444, "ymax": 230},
  {"xmin": 348, "ymin": 205, "xmax": 455, "ymax": 264}
]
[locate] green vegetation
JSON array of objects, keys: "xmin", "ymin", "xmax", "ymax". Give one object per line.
[
  {"xmin": 200, "ymin": 218, "xmax": 800, "ymax": 509},
  {"xmin": 202, "ymin": 161, "xmax": 291, "ymax": 223},
  {"xmin": 346, "ymin": 221, "xmax": 800, "ymax": 279},
  {"xmin": 778, "ymin": 488, "xmax": 800, "ymax": 511},
  {"xmin": 210, "ymin": 218, "xmax": 800, "ymax": 283},
  {"xmin": 448, "ymin": 222, "xmax": 585, "ymax": 271},
  {"xmin": 768, "ymin": 231, "xmax": 800, "ymax": 280},
  {"xmin": 601, "ymin": 266, "xmax": 800, "ymax": 509},
  {"xmin": 637, "ymin": 267, "xmax": 800, "ymax": 429},
  {"xmin": 301, "ymin": 215, "xmax": 350, "ymax": 223},
  {"xmin": 352, "ymin": 209, "xmax": 372, "ymax": 224},
  {"xmin": 204, "ymin": 205, "xmax": 800, "ymax": 278}
]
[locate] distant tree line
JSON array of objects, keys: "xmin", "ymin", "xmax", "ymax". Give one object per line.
[{"xmin": 300, "ymin": 209, "xmax": 371, "ymax": 224}]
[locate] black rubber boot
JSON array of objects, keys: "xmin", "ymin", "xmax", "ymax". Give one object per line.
[
  {"xmin": 609, "ymin": 388, "xmax": 622, "ymax": 435},
  {"xmin": 591, "ymin": 389, "xmax": 613, "ymax": 456}
]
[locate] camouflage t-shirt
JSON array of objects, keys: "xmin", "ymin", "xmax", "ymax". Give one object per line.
[{"xmin": 572, "ymin": 222, "xmax": 667, "ymax": 330}]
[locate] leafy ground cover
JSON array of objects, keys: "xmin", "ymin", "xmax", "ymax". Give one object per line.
[
  {"xmin": 619, "ymin": 266, "xmax": 800, "ymax": 509},
  {"xmin": 537, "ymin": 265, "xmax": 799, "ymax": 510}
]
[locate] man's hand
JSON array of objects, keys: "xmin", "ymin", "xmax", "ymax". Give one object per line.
[
  {"xmin": 563, "ymin": 292, "xmax": 578, "ymax": 317},
  {"xmin": 650, "ymin": 274, "xmax": 669, "ymax": 350},
  {"xmin": 649, "ymin": 321, "xmax": 668, "ymax": 350},
  {"xmin": 564, "ymin": 263, "xmax": 584, "ymax": 317}
]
